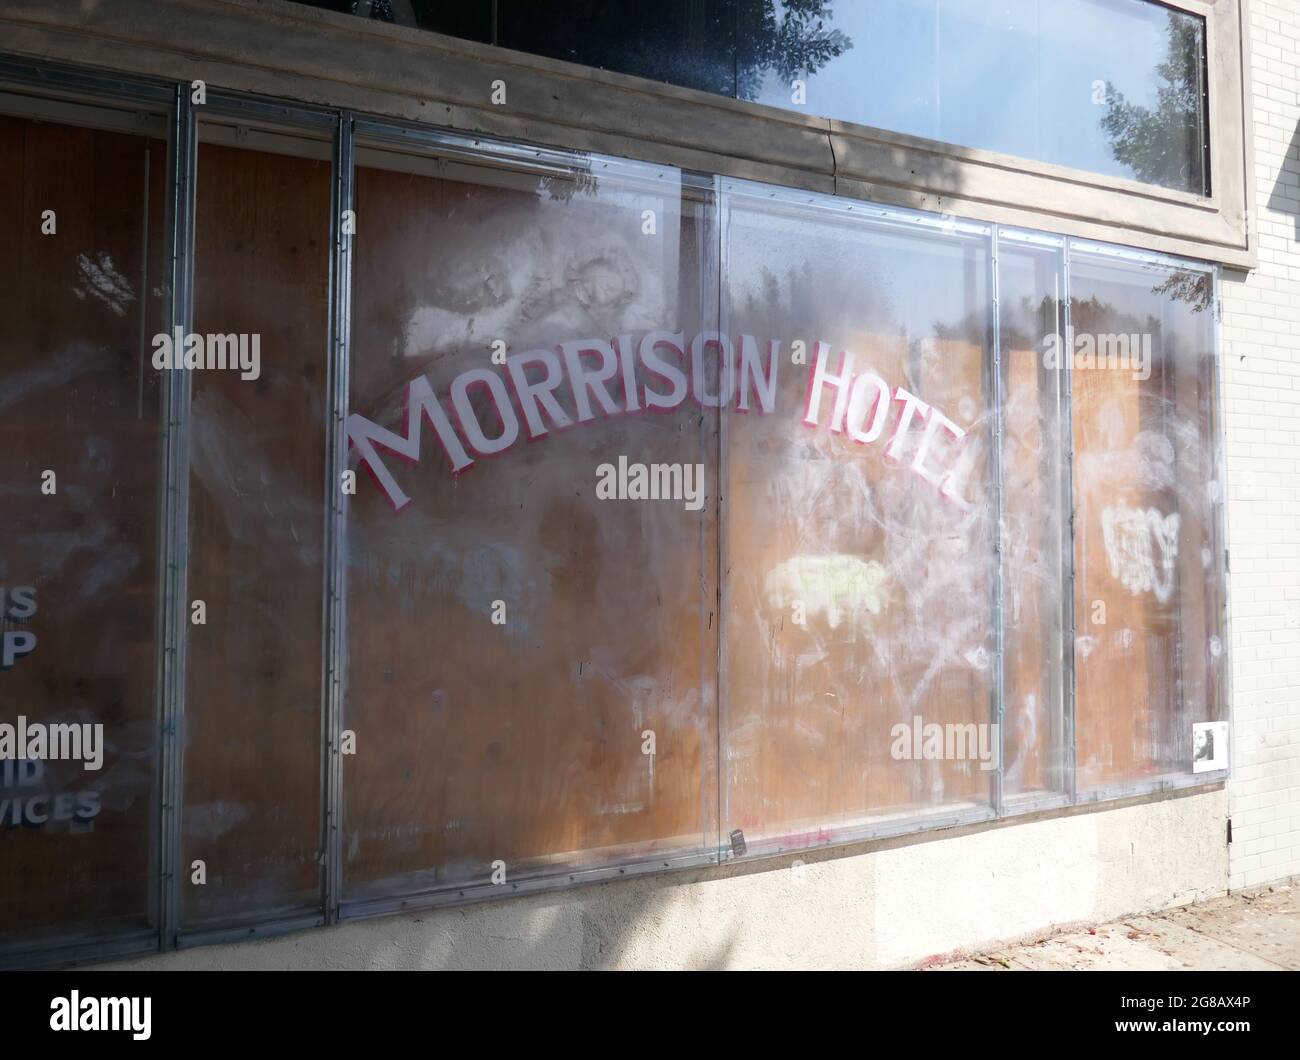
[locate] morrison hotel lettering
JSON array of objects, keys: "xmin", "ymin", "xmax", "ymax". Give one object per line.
[{"xmin": 346, "ymin": 332, "xmax": 976, "ymax": 512}]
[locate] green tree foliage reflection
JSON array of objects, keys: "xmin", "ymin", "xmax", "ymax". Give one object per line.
[{"xmin": 1099, "ymin": 11, "xmax": 1206, "ymax": 194}]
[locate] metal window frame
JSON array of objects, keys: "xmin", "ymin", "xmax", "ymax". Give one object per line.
[
  {"xmin": 158, "ymin": 80, "xmax": 196, "ymax": 954},
  {"xmin": 323, "ymin": 110, "xmax": 354, "ymax": 927},
  {"xmin": 0, "ymin": 54, "xmax": 1233, "ymax": 968}
]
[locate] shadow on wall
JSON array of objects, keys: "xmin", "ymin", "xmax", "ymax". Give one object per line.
[{"xmin": 1266, "ymin": 118, "xmax": 1300, "ymax": 242}]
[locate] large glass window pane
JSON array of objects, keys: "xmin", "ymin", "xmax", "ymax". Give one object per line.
[
  {"xmin": 997, "ymin": 235, "xmax": 1069, "ymax": 804},
  {"xmin": 287, "ymin": 0, "xmax": 1209, "ymax": 195},
  {"xmin": 342, "ymin": 140, "xmax": 719, "ymax": 903},
  {"xmin": 721, "ymin": 185, "xmax": 996, "ymax": 853},
  {"xmin": 0, "ymin": 108, "xmax": 167, "ymax": 947},
  {"xmin": 745, "ymin": 0, "xmax": 1207, "ymax": 195},
  {"xmin": 1069, "ymin": 249, "xmax": 1225, "ymax": 793},
  {"xmin": 181, "ymin": 123, "xmax": 331, "ymax": 928}
]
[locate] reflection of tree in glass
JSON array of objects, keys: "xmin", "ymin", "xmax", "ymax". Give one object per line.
[
  {"xmin": 1071, "ymin": 295, "xmax": 1162, "ymax": 351},
  {"xmin": 1099, "ymin": 11, "xmax": 1205, "ymax": 193},
  {"xmin": 736, "ymin": 257, "xmax": 891, "ymax": 341},
  {"xmin": 537, "ymin": 170, "xmax": 601, "ymax": 204},
  {"xmin": 736, "ymin": 1, "xmax": 852, "ymax": 101},
  {"xmin": 330, "ymin": 1, "xmax": 852, "ymax": 102},
  {"xmin": 1151, "ymin": 270, "xmax": 1213, "ymax": 313}
]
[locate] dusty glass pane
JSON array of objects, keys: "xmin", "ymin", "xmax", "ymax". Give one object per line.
[
  {"xmin": 1069, "ymin": 251, "xmax": 1225, "ymax": 792},
  {"xmin": 182, "ymin": 132, "xmax": 331, "ymax": 927},
  {"xmin": 0, "ymin": 113, "xmax": 166, "ymax": 945},
  {"xmin": 342, "ymin": 144, "xmax": 719, "ymax": 902},
  {"xmin": 997, "ymin": 237, "xmax": 1068, "ymax": 802},
  {"xmin": 721, "ymin": 187, "xmax": 996, "ymax": 853}
]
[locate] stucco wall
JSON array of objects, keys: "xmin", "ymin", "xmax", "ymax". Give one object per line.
[{"xmin": 106, "ymin": 790, "xmax": 1226, "ymax": 970}]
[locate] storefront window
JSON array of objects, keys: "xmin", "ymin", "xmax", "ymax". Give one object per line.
[
  {"xmin": 720, "ymin": 187, "xmax": 997, "ymax": 850},
  {"xmin": 181, "ymin": 124, "xmax": 332, "ymax": 928},
  {"xmin": 0, "ymin": 107, "xmax": 167, "ymax": 947},
  {"xmin": 0, "ymin": 68, "xmax": 1229, "ymax": 958},
  {"xmin": 997, "ymin": 234, "xmax": 1069, "ymax": 804},
  {"xmin": 1069, "ymin": 248, "xmax": 1225, "ymax": 794},
  {"xmin": 342, "ymin": 138, "xmax": 720, "ymax": 903}
]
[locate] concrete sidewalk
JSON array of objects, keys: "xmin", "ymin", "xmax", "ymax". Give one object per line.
[{"xmin": 932, "ymin": 882, "xmax": 1299, "ymax": 971}]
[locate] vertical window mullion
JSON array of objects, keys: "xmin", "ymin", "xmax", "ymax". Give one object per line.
[
  {"xmin": 991, "ymin": 225, "xmax": 1006, "ymax": 818},
  {"xmin": 322, "ymin": 111, "xmax": 354, "ymax": 924},
  {"xmin": 158, "ymin": 82, "xmax": 196, "ymax": 952},
  {"xmin": 1061, "ymin": 238, "xmax": 1079, "ymax": 805}
]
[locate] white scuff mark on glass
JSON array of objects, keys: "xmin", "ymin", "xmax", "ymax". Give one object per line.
[
  {"xmin": 184, "ymin": 800, "xmax": 251, "ymax": 840},
  {"xmin": 73, "ymin": 252, "xmax": 135, "ymax": 317},
  {"xmin": 0, "ymin": 343, "xmax": 104, "ymax": 412}
]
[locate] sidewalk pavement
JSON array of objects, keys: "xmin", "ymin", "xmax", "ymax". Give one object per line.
[{"xmin": 931, "ymin": 881, "xmax": 1299, "ymax": 970}]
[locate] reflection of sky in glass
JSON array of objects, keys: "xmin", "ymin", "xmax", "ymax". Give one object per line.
[
  {"xmin": 293, "ymin": 0, "xmax": 1206, "ymax": 193},
  {"xmin": 750, "ymin": 0, "xmax": 1204, "ymax": 193},
  {"xmin": 727, "ymin": 204, "xmax": 986, "ymax": 345}
]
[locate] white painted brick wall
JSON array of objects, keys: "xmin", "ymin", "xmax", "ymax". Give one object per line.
[{"xmin": 1223, "ymin": 0, "xmax": 1300, "ymax": 889}]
